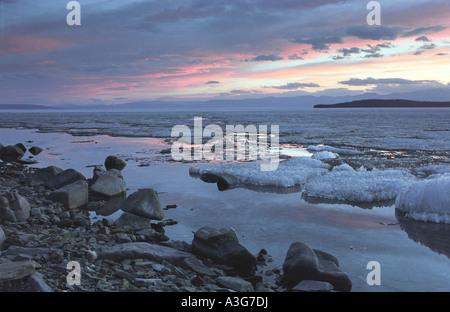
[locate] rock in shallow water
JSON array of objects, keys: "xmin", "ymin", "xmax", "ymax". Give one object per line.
[
  {"xmin": 28, "ymin": 146, "xmax": 43, "ymax": 156},
  {"xmin": 104, "ymin": 155, "xmax": 127, "ymax": 171},
  {"xmin": 114, "ymin": 212, "xmax": 152, "ymax": 230},
  {"xmin": 27, "ymin": 166, "xmax": 63, "ymax": 186},
  {"xmin": 89, "ymin": 169, "xmax": 127, "ymax": 198},
  {"xmin": 192, "ymin": 227, "xmax": 257, "ymax": 274},
  {"xmin": 0, "ymin": 144, "xmax": 25, "ymax": 163},
  {"xmin": 48, "ymin": 180, "xmax": 89, "ymax": 209},
  {"xmin": 46, "ymin": 169, "xmax": 86, "ymax": 189},
  {"xmin": 121, "ymin": 189, "xmax": 164, "ymax": 221},
  {"xmin": 281, "ymin": 242, "xmax": 352, "ymax": 292}
]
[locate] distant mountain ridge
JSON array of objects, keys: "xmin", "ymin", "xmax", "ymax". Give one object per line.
[
  {"xmin": 314, "ymin": 99, "xmax": 450, "ymax": 109},
  {"xmin": 0, "ymin": 104, "xmax": 59, "ymax": 110},
  {"xmin": 1, "ymin": 88, "xmax": 449, "ymax": 110}
]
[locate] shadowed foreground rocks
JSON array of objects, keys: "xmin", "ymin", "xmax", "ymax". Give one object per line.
[{"xmin": 0, "ymin": 152, "xmax": 353, "ymax": 292}]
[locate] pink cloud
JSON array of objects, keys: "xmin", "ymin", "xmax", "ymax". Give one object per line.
[{"xmin": 0, "ymin": 35, "xmax": 70, "ymax": 55}]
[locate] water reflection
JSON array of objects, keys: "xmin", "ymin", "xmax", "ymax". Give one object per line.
[
  {"xmin": 395, "ymin": 210, "xmax": 450, "ymax": 259},
  {"xmin": 301, "ymin": 193, "xmax": 395, "ymax": 209},
  {"xmin": 190, "ymin": 172, "xmax": 302, "ymax": 194},
  {"xmin": 87, "ymin": 195, "xmax": 126, "ymax": 217}
]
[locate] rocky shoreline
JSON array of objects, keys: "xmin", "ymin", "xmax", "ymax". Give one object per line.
[{"xmin": 0, "ymin": 142, "xmax": 352, "ymax": 292}]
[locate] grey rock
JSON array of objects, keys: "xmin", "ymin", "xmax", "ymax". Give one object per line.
[
  {"xmin": 5, "ymin": 246, "xmax": 56, "ymax": 259},
  {"xmin": 134, "ymin": 278, "xmax": 163, "ymax": 287},
  {"xmin": 215, "ymin": 276, "xmax": 254, "ymax": 292},
  {"xmin": 121, "ymin": 189, "xmax": 164, "ymax": 220},
  {"xmin": 317, "ymin": 260, "xmax": 352, "ymax": 292},
  {"xmin": 0, "ymin": 260, "xmax": 36, "ymax": 282},
  {"xmin": 0, "ymin": 144, "xmax": 25, "ymax": 163},
  {"xmin": 98, "ymin": 242, "xmax": 191, "ymax": 265},
  {"xmin": 15, "ymin": 143, "xmax": 27, "ymax": 153},
  {"xmin": 313, "ymin": 249, "xmax": 340, "ymax": 267},
  {"xmin": 28, "ymin": 146, "xmax": 43, "ymax": 156},
  {"xmin": 27, "ymin": 166, "xmax": 63, "ymax": 186},
  {"xmin": 46, "ymin": 169, "xmax": 86, "ymax": 189},
  {"xmin": 0, "ymin": 226, "xmax": 5, "ymax": 250},
  {"xmin": 89, "ymin": 169, "xmax": 126, "ymax": 198},
  {"xmin": 291, "ymin": 280, "xmax": 334, "ymax": 292},
  {"xmin": 281, "ymin": 242, "xmax": 352, "ymax": 292},
  {"xmin": 282, "ymin": 242, "xmax": 319, "ymax": 283},
  {"xmin": 104, "ymin": 155, "xmax": 127, "ymax": 171},
  {"xmin": 114, "ymin": 212, "xmax": 151, "ymax": 230},
  {"xmin": 0, "ymin": 192, "xmax": 31, "ymax": 222},
  {"xmin": 26, "ymin": 272, "xmax": 53, "ymax": 292},
  {"xmin": 181, "ymin": 256, "xmax": 217, "ymax": 277},
  {"xmin": 192, "ymin": 227, "xmax": 257, "ymax": 273},
  {"xmin": 48, "ymin": 180, "xmax": 88, "ymax": 209}
]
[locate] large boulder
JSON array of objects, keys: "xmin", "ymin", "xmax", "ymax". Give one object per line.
[
  {"xmin": 48, "ymin": 180, "xmax": 89, "ymax": 209},
  {"xmin": 0, "ymin": 226, "xmax": 5, "ymax": 250},
  {"xmin": 121, "ymin": 189, "xmax": 164, "ymax": 220},
  {"xmin": 98, "ymin": 242, "xmax": 191, "ymax": 265},
  {"xmin": 45, "ymin": 169, "xmax": 86, "ymax": 189},
  {"xmin": 192, "ymin": 227, "xmax": 256, "ymax": 273},
  {"xmin": 0, "ymin": 144, "xmax": 25, "ymax": 163},
  {"xmin": 0, "ymin": 192, "xmax": 31, "ymax": 222},
  {"xmin": 281, "ymin": 242, "xmax": 352, "ymax": 292},
  {"xmin": 114, "ymin": 212, "xmax": 152, "ymax": 230},
  {"xmin": 27, "ymin": 166, "xmax": 64, "ymax": 186},
  {"xmin": 89, "ymin": 169, "xmax": 127, "ymax": 198},
  {"xmin": 0, "ymin": 261, "xmax": 36, "ymax": 283},
  {"xmin": 104, "ymin": 156, "xmax": 127, "ymax": 171}
]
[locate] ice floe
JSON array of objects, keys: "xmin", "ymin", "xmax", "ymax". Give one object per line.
[{"xmin": 395, "ymin": 174, "xmax": 450, "ymax": 224}]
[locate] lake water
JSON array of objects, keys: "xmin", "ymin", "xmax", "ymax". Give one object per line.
[{"xmin": 0, "ymin": 108, "xmax": 449, "ymax": 292}]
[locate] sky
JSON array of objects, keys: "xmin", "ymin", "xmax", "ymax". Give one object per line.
[{"xmin": 0, "ymin": 0, "xmax": 449, "ymax": 106}]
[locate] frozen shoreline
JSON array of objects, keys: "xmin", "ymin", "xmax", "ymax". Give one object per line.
[{"xmin": 0, "ymin": 127, "xmax": 449, "ymax": 291}]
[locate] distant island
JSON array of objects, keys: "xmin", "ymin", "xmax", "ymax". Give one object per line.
[{"xmin": 314, "ymin": 99, "xmax": 450, "ymax": 109}]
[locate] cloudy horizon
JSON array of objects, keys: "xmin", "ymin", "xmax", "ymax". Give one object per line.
[{"xmin": 0, "ymin": 0, "xmax": 449, "ymax": 106}]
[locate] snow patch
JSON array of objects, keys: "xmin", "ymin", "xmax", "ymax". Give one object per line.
[
  {"xmin": 189, "ymin": 157, "xmax": 328, "ymax": 188},
  {"xmin": 307, "ymin": 145, "xmax": 362, "ymax": 155},
  {"xmin": 395, "ymin": 174, "xmax": 450, "ymax": 224},
  {"xmin": 304, "ymin": 165, "xmax": 414, "ymax": 203},
  {"xmin": 312, "ymin": 151, "xmax": 339, "ymax": 160}
]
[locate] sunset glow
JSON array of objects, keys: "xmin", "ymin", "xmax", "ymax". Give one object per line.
[{"xmin": 0, "ymin": 0, "xmax": 449, "ymax": 106}]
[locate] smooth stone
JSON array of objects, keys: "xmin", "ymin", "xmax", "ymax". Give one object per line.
[
  {"xmin": 291, "ymin": 280, "xmax": 334, "ymax": 292},
  {"xmin": 215, "ymin": 276, "xmax": 254, "ymax": 292},
  {"xmin": 48, "ymin": 180, "xmax": 88, "ymax": 209},
  {"xmin": 192, "ymin": 227, "xmax": 257, "ymax": 273},
  {"xmin": 0, "ymin": 192, "xmax": 31, "ymax": 222},
  {"xmin": 98, "ymin": 242, "xmax": 192, "ymax": 265},
  {"xmin": 0, "ymin": 145, "xmax": 25, "ymax": 163},
  {"xmin": 46, "ymin": 169, "xmax": 86, "ymax": 189},
  {"xmin": 0, "ymin": 261, "xmax": 36, "ymax": 282},
  {"xmin": 104, "ymin": 155, "xmax": 127, "ymax": 171},
  {"xmin": 27, "ymin": 166, "xmax": 63, "ymax": 186},
  {"xmin": 121, "ymin": 189, "xmax": 164, "ymax": 220},
  {"xmin": 114, "ymin": 212, "xmax": 152, "ymax": 230},
  {"xmin": 89, "ymin": 170, "xmax": 126, "ymax": 198},
  {"xmin": 281, "ymin": 242, "xmax": 352, "ymax": 292},
  {"xmin": 28, "ymin": 147, "xmax": 43, "ymax": 156}
]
